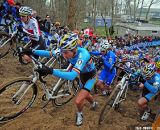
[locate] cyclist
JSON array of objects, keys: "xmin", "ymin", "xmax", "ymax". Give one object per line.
[
  {"xmin": 0, "ymin": 0, "xmax": 20, "ymax": 24},
  {"xmin": 19, "ymin": 6, "xmax": 46, "ymax": 59},
  {"xmin": 91, "ymin": 39, "xmax": 116, "ymax": 95},
  {"xmin": 137, "ymin": 62, "xmax": 160, "ymax": 121},
  {"xmin": 155, "ymin": 57, "xmax": 160, "ymax": 74},
  {"xmin": 20, "ymin": 33, "xmax": 98, "ymax": 126},
  {"xmin": 82, "ymin": 34, "xmax": 92, "ymax": 51}
]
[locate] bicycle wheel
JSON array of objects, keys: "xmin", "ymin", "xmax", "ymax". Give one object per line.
[
  {"xmin": 52, "ymin": 78, "xmax": 79, "ymax": 107},
  {"xmin": 0, "ymin": 77, "xmax": 38, "ymax": 123},
  {"xmin": 98, "ymin": 84, "xmax": 121, "ymax": 125},
  {"xmin": 0, "ymin": 31, "xmax": 12, "ymax": 59}
]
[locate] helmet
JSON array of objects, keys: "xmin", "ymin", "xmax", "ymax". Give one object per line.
[
  {"xmin": 100, "ymin": 40, "xmax": 110, "ymax": 51},
  {"xmin": 83, "ymin": 34, "xmax": 89, "ymax": 39},
  {"xmin": 55, "ymin": 22, "xmax": 60, "ymax": 26},
  {"xmin": 142, "ymin": 63, "xmax": 155, "ymax": 78},
  {"xmin": 19, "ymin": 6, "xmax": 32, "ymax": 16},
  {"xmin": 59, "ymin": 33, "xmax": 78, "ymax": 51},
  {"xmin": 7, "ymin": 0, "xmax": 15, "ymax": 6},
  {"xmin": 156, "ymin": 61, "xmax": 160, "ymax": 69},
  {"xmin": 124, "ymin": 46, "xmax": 127, "ymax": 50},
  {"xmin": 134, "ymin": 50, "xmax": 139, "ymax": 55}
]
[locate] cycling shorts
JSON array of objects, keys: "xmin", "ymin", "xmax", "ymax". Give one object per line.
[
  {"xmin": 98, "ymin": 69, "xmax": 116, "ymax": 85},
  {"xmin": 80, "ymin": 69, "xmax": 97, "ymax": 92}
]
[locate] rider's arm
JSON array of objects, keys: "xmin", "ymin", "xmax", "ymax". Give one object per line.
[
  {"xmin": 32, "ymin": 49, "xmax": 59, "ymax": 58},
  {"xmin": 144, "ymin": 81, "xmax": 159, "ymax": 94},
  {"xmin": 52, "ymin": 50, "xmax": 90, "ymax": 80},
  {"xmin": 52, "ymin": 69, "xmax": 79, "ymax": 80},
  {"xmin": 103, "ymin": 53, "xmax": 116, "ymax": 70},
  {"xmin": 90, "ymin": 51, "xmax": 101, "ymax": 56},
  {"xmin": 22, "ymin": 28, "xmax": 39, "ymax": 41},
  {"xmin": 22, "ymin": 19, "xmax": 40, "ymax": 41}
]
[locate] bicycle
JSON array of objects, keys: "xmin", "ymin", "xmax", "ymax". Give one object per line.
[
  {"xmin": 0, "ymin": 54, "xmax": 79, "ymax": 123},
  {"xmin": 98, "ymin": 65, "xmax": 134, "ymax": 125},
  {"xmin": 0, "ymin": 15, "xmax": 31, "ymax": 59},
  {"xmin": 0, "ymin": 29, "xmax": 31, "ymax": 59}
]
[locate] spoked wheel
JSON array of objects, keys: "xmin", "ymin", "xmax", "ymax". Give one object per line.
[
  {"xmin": 0, "ymin": 31, "xmax": 12, "ymax": 59},
  {"xmin": 98, "ymin": 84, "xmax": 121, "ymax": 125},
  {"xmin": 0, "ymin": 77, "xmax": 38, "ymax": 123},
  {"xmin": 52, "ymin": 79, "xmax": 79, "ymax": 107}
]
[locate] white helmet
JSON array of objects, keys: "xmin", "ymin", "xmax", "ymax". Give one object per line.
[
  {"xmin": 100, "ymin": 39, "xmax": 110, "ymax": 51},
  {"xmin": 19, "ymin": 6, "xmax": 32, "ymax": 16}
]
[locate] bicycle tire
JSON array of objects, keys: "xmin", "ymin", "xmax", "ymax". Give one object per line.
[
  {"xmin": 52, "ymin": 78, "xmax": 79, "ymax": 107},
  {"xmin": 0, "ymin": 31, "xmax": 12, "ymax": 59},
  {"xmin": 98, "ymin": 84, "xmax": 121, "ymax": 125},
  {"xmin": 0, "ymin": 77, "xmax": 38, "ymax": 123}
]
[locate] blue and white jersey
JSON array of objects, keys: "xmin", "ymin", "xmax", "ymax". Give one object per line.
[
  {"xmin": 91, "ymin": 50, "xmax": 116, "ymax": 73},
  {"xmin": 32, "ymin": 47, "xmax": 96, "ymax": 80},
  {"xmin": 144, "ymin": 73, "xmax": 160, "ymax": 94},
  {"xmin": 68, "ymin": 47, "xmax": 95, "ymax": 73}
]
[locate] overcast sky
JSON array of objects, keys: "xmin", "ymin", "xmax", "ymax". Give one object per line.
[{"xmin": 142, "ymin": 0, "xmax": 160, "ymax": 8}]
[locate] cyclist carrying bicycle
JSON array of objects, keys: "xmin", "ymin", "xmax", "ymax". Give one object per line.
[
  {"xmin": 91, "ymin": 39, "xmax": 116, "ymax": 96},
  {"xmin": 20, "ymin": 33, "xmax": 98, "ymax": 126},
  {"xmin": 137, "ymin": 62, "xmax": 160, "ymax": 121}
]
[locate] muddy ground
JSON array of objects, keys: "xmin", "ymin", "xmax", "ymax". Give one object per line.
[{"xmin": 0, "ymin": 53, "xmax": 158, "ymax": 130}]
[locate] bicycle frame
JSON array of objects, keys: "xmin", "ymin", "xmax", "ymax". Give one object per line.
[
  {"xmin": 13, "ymin": 55, "xmax": 73, "ymax": 107},
  {"xmin": 112, "ymin": 73, "xmax": 131, "ymax": 107}
]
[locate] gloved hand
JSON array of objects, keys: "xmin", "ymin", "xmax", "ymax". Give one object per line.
[
  {"xmin": 139, "ymin": 76, "xmax": 146, "ymax": 84},
  {"xmin": 17, "ymin": 25, "xmax": 23, "ymax": 32},
  {"xmin": 54, "ymin": 48, "xmax": 61, "ymax": 57},
  {"xmin": 35, "ymin": 65, "xmax": 53, "ymax": 76},
  {"xmin": 17, "ymin": 47, "xmax": 32, "ymax": 55}
]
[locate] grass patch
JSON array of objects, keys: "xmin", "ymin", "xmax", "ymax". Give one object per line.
[
  {"xmin": 150, "ymin": 20, "xmax": 160, "ymax": 25},
  {"xmin": 80, "ymin": 22, "xmax": 109, "ymax": 36}
]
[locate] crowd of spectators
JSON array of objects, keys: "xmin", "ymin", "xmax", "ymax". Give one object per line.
[{"xmin": 110, "ymin": 34, "xmax": 160, "ymax": 48}]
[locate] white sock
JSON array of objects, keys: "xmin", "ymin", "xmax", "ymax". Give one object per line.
[
  {"xmin": 77, "ymin": 111, "xmax": 82, "ymax": 115},
  {"xmin": 102, "ymin": 90, "xmax": 106, "ymax": 95}
]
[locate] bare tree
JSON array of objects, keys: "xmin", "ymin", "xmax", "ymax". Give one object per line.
[
  {"xmin": 145, "ymin": 0, "xmax": 160, "ymax": 20},
  {"xmin": 139, "ymin": 0, "xmax": 145, "ymax": 19},
  {"xmin": 67, "ymin": 0, "xmax": 76, "ymax": 30}
]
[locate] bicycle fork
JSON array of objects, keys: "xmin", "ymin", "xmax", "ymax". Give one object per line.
[
  {"xmin": 12, "ymin": 82, "xmax": 34, "ymax": 105},
  {"xmin": 12, "ymin": 76, "xmax": 37, "ymax": 105},
  {"xmin": 112, "ymin": 75, "xmax": 129, "ymax": 107}
]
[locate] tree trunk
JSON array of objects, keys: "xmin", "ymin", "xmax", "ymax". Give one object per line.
[
  {"xmin": 67, "ymin": 0, "xmax": 76, "ymax": 30},
  {"xmin": 133, "ymin": 0, "xmax": 136, "ymax": 21},
  {"xmin": 111, "ymin": 0, "xmax": 114, "ymax": 26},
  {"xmin": 145, "ymin": 0, "xmax": 154, "ymax": 21},
  {"xmin": 101, "ymin": 13, "xmax": 109, "ymax": 37},
  {"xmin": 139, "ymin": 0, "xmax": 145, "ymax": 19},
  {"xmin": 93, "ymin": 0, "xmax": 97, "ymax": 31}
]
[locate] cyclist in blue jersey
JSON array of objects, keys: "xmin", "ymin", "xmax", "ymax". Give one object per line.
[
  {"xmin": 137, "ymin": 62, "xmax": 160, "ymax": 121},
  {"xmin": 90, "ymin": 39, "xmax": 116, "ymax": 95},
  {"xmin": 20, "ymin": 33, "xmax": 98, "ymax": 126},
  {"xmin": 0, "ymin": 0, "xmax": 20, "ymax": 22}
]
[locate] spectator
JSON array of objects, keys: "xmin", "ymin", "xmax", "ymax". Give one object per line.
[{"xmin": 44, "ymin": 15, "xmax": 51, "ymax": 33}]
